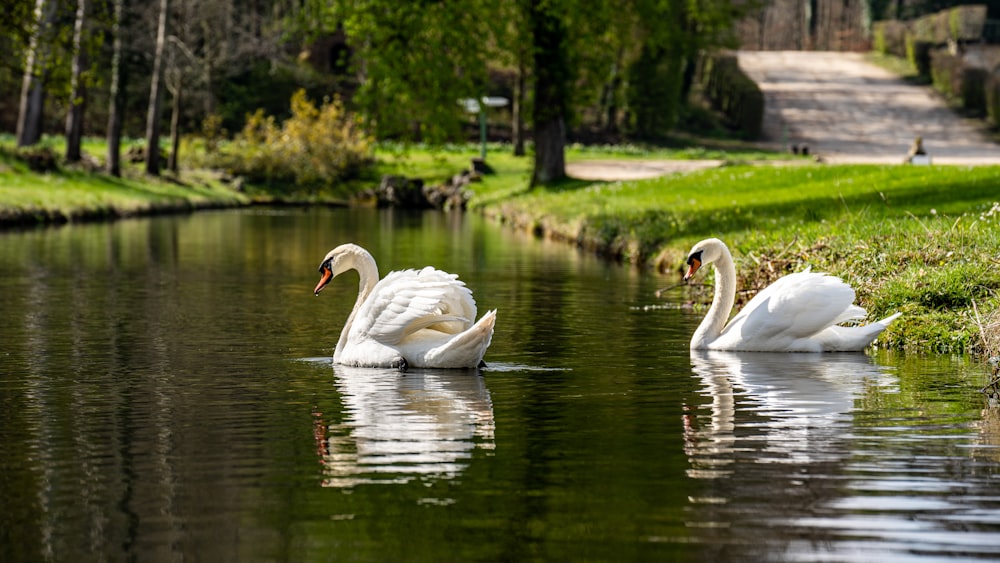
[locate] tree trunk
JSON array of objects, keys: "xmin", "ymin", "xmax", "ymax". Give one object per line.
[
  {"xmin": 601, "ymin": 47, "xmax": 624, "ymax": 135},
  {"xmin": 16, "ymin": 0, "xmax": 56, "ymax": 148},
  {"xmin": 145, "ymin": 0, "xmax": 169, "ymax": 176},
  {"xmin": 168, "ymin": 82, "xmax": 181, "ymax": 173},
  {"xmin": 106, "ymin": 0, "xmax": 126, "ymax": 176},
  {"xmin": 528, "ymin": 0, "xmax": 568, "ymax": 186},
  {"xmin": 201, "ymin": 19, "xmax": 216, "ymax": 118},
  {"xmin": 512, "ymin": 49, "xmax": 526, "ymax": 157},
  {"xmin": 532, "ymin": 118, "xmax": 565, "ymax": 185},
  {"xmin": 65, "ymin": 0, "xmax": 88, "ymax": 163}
]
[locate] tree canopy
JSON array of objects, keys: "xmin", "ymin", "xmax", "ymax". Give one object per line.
[{"xmin": 5, "ymin": 0, "xmax": 753, "ymax": 183}]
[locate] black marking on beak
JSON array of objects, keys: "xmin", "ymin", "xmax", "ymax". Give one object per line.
[
  {"xmin": 314, "ymin": 263, "xmax": 333, "ymax": 296},
  {"xmin": 683, "ymin": 251, "xmax": 703, "ymax": 282}
]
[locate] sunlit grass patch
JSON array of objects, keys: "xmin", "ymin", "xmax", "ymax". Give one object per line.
[
  {"xmin": 476, "ymin": 160, "xmax": 1000, "ymax": 353},
  {"xmin": 0, "ymin": 136, "xmax": 247, "ymax": 223}
]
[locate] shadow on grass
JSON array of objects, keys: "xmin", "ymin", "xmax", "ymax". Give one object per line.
[
  {"xmin": 575, "ymin": 170, "xmax": 1000, "ymax": 261},
  {"xmin": 544, "ymin": 176, "xmax": 606, "ymax": 193}
]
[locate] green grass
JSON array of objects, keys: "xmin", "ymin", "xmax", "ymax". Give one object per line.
[
  {"xmin": 472, "ymin": 160, "xmax": 1000, "ymax": 354},
  {"xmin": 0, "ymin": 135, "xmax": 248, "ymax": 223}
]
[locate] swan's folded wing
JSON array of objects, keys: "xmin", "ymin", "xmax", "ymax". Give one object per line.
[
  {"xmin": 353, "ymin": 268, "xmax": 477, "ymax": 344},
  {"xmin": 728, "ymin": 271, "xmax": 865, "ymax": 342},
  {"xmin": 410, "ymin": 267, "xmax": 479, "ymax": 331}
]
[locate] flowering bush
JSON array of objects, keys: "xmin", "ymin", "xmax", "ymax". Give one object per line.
[{"xmin": 225, "ymin": 90, "xmax": 373, "ymax": 188}]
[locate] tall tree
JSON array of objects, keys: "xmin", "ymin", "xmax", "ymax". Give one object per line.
[
  {"xmin": 145, "ymin": 0, "xmax": 169, "ymax": 175},
  {"xmin": 16, "ymin": 0, "xmax": 57, "ymax": 148},
  {"xmin": 492, "ymin": 1, "xmax": 530, "ymax": 157},
  {"xmin": 164, "ymin": 27, "xmax": 190, "ymax": 174},
  {"xmin": 512, "ymin": 51, "xmax": 527, "ymax": 157},
  {"xmin": 65, "ymin": 0, "xmax": 88, "ymax": 162},
  {"xmin": 527, "ymin": 0, "xmax": 569, "ymax": 185},
  {"xmin": 106, "ymin": 0, "xmax": 126, "ymax": 176}
]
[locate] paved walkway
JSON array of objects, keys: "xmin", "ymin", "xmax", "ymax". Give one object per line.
[
  {"xmin": 566, "ymin": 51, "xmax": 1000, "ymax": 180},
  {"xmin": 736, "ymin": 51, "xmax": 1000, "ymax": 164},
  {"xmin": 565, "ymin": 159, "xmax": 725, "ymax": 181}
]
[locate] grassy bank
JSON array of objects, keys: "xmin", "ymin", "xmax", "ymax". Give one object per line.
[
  {"xmin": 3, "ymin": 136, "xmax": 998, "ymax": 355},
  {"xmin": 0, "ymin": 138, "xmax": 249, "ymax": 225},
  {"xmin": 468, "ymin": 160, "xmax": 1000, "ymax": 355}
]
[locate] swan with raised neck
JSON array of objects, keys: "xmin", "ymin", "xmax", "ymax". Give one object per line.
[
  {"xmin": 683, "ymin": 238, "xmax": 900, "ymax": 352},
  {"xmin": 314, "ymin": 243, "xmax": 496, "ymax": 369}
]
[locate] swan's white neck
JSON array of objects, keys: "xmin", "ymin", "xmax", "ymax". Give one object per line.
[
  {"xmin": 334, "ymin": 248, "xmax": 380, "ymax": 360},
  {"xmin": 691, "ymin": 244, "xmax": 736, "ymax": 349}
]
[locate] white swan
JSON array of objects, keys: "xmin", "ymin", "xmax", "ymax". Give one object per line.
[
  {"xmin": 313, "ymin": 243, "xmax": 496, "ymax": 369},
  {"xmin": 683, "ymin": 238, "xmax": 900, "ymax": 352}
]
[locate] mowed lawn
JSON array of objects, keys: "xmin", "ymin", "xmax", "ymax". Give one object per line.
[{"xmin": 472, "ymin": 162, "xmax": 1000, "ymax": 354}]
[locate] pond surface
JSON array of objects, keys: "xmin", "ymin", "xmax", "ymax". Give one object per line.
[{"xmin": 1, "ymin": 207, "xmax": 999, "ymax": 561}]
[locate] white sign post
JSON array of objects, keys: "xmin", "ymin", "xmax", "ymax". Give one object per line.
[{"xmin": 460, "ymin": 96, "xmax": 509, "ymax": 161}]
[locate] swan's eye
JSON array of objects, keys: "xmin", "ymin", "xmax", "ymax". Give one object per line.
[
  {"xmin": 687, "ymin": 250, "xmax": 703, "ymax": 266},
  {"xmin": 318, "ymin": 260, "xmax": 330, "ymax": 274}
]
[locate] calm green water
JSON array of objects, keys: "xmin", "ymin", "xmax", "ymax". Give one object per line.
[{"xmin": 1, "ymin": 207, "xmax": 998, "ymax": 561}]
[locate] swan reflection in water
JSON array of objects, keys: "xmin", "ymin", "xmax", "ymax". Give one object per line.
[
  {"xmin": 314, "ymin": 365, "xmax": 495, "ymax": 488},
  {"xmin": 685, "ymin": 350, "xmax": 897, "ymax": 476},
  {"xmin": 683, "ymin": 350, "xmax": 899, "ymax": 553}
]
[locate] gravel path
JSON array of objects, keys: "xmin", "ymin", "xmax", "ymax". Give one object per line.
[
  {"xmin": 565, "ymin": 159, "xmax": 725, "ymax": 181},
  {"xmin": 566, "ymin": 51, "xmax": 1000, "ymax": 180},
  {"xmin": 736, "ymin": 51, "xmax": 1000, "ymax": 164}
]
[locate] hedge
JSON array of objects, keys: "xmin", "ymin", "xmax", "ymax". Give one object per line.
[{"xmin": 698, "ymin": 53, "xmax": 764, "ymax": 140}]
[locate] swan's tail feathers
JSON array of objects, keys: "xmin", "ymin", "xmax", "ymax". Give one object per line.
[
  {"xmin": 877, "ymin": 312, "xmax": 902, "ymax": 326},
  {"xmin": 427, "ymin": 309, "xmax": 497, "ymax": 368},
  {"xmin": 854, "ymin": 311, "xmax": 902, "ymax": 348},
  {"xmin": 823, "ymin": 311, "xmax": 901, "ymax": 351}
]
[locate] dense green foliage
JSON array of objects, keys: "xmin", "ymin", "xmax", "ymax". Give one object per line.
[
  {"xmin": 308, "ymin": 0, "xmax": 752, "ymax": 143},
  {"xmin": 696, "ymin": 55, "xmax": 764, "ymax": 139}
]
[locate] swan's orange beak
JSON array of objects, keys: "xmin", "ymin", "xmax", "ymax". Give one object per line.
[
  {"xmin": 683, "ymin": 257, "xmax": 701, "ymax": 282},
  {"xmin": 314, "ymin": 266, "xmax": 333, "ymax": 296}
]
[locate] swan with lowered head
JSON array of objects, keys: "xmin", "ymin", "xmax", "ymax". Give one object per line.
[
  {"xmin": 683, "ymin": 238, "xmax": 900, "ymax": 352},
  {"xmin": 313, "ymin": 243, "xmax": 496, "ymax": 370}
]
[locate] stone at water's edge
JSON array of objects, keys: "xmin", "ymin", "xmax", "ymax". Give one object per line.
[{"xmin": 364, "ymin": 172, "xmax": 475, "ymax": 210}]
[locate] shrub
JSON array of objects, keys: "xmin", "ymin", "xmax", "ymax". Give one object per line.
[
  {"xmin": 930, "ymin": 48, "xmax": 961, "ymax": 97},
  {"xmin": 962, "ymin": 67, "xmax": 988, "ymax": 115},
  {"xmin": 626, "ymin": 45, "xmax": 683, "ymax": 139},
  {"xmin": 906, "ymin": 37, "xmax": 934, "ymax": 79},
  {"xmin": 930, "ymin": 49, "xmax": 988, "ymax": 114},
  {"xmin": 873, "ymin": 20, "xmax": 909, "ymax": 57},
  {"xmin": 697, "ymin": 54, "xmax": 764, "ymax": 140},
  {"xmin": 222, "ymin": 90, "xmax": 373, "ymax": 189},
  {"xmin": 986, "ymin": 69, "xmax": 1000, "ymax": 126}
]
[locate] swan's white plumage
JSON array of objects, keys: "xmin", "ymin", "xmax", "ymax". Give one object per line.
[
  {"xmin": 684, "ymin": 238, "xmax": 900, "ymax": 352},
  {"xmin": 315, "ymin": 244, "xmax": 495, "ymax": 369}
]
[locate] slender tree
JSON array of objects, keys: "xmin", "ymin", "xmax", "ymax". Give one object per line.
[
  {"xmin": 166, "ymin": 67, "xmax": 182, "ymax": 172},
  {"xmin": 145, "ymin": 0, "xmax": 169, "ymax": 175},
  {"xmin": 65, "ymin": 0, "xmax": 88, "ymax": 162},
  {"xmin": 512, "ymin": 51, "xmax": 527, "ymax": 157},
  {"xmin": 16, "ymin": 0, "xmax": 56, "ymax": 148},
  {"xmin": 106, "ymin": 0, "xmax": 126, "ymax": 176}
]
